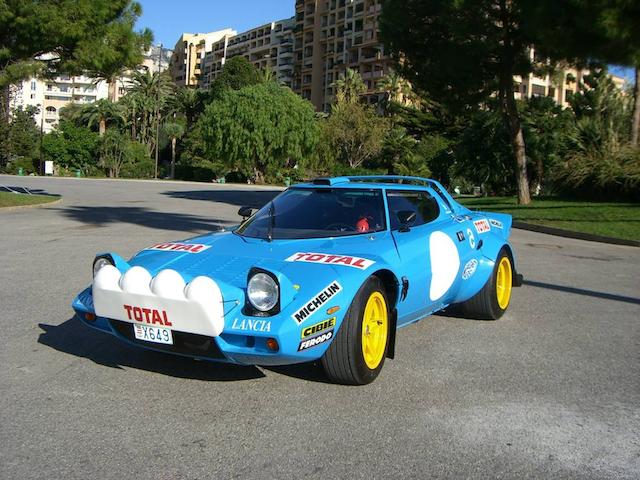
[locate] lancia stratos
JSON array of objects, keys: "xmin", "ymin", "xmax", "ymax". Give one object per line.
[{"xmin": 72, "ymin": 176, "xmax": 523, "ymax": 385}]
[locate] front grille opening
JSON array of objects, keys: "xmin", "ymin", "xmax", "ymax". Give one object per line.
[{"xmin": 109, "ymin": 320, "xmax": 225, "ymax": 360}]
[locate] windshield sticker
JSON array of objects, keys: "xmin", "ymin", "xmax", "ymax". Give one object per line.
[
  {"xmin": 489, "ymin": 219, "xmax": 503, "ymax": 229},
  {"xmin": 473, "ymin": 219, "xmax": 491, "ymax": 234},
  {"xmin": 292, "ymin": 281, "xmax": 342, "ymax": 324},
  {"xmin": 285, "ymin": 252, "xmax": 375, "ymax": 270},
  {"xmin": 462, "ymin": 259, "xmax": 478, "ymax": 280},
  {"xmin": 146, "ymin": 242, "xmax": 211, "ymax": 253}
]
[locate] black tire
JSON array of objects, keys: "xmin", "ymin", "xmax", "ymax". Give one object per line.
[
  {"xmin": 321, "ymin": 276, "xmax": 390, "ymax": 385},
  {"xmin": 458, "ymin": 248, "xmax": 513, "ymax": 320}
]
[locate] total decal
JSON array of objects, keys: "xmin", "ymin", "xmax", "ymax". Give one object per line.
[
  {"xmin": 461, "ymin": 259, "xmax": 478, "ymax": 280},
  {"xmin": 489, "ymin": 218, "xmax": 503, "ymax": 229},
  {"xmin": 231, "ymin": 318, "xmax": 271, "ymax": 333},
  {"xmin": 301, "ymin": 317, "xmax": 336, "ymax": 339},
  {"xmin": 298, "ymin": 330, "xmax": 334, "ymax": 351},
  {"xmin": 291, "ymin": 281, "xmax": 342, "ymax": 324},
  {"xmin": 146, "ymin": 242, "xmax": 211, "ymax": 253},
  {"xmin": 473, "ymin": 219, "xmax": 491, "ymax": 234},
  {"xmin": 123, "ymin": 304, "xmax": 172, "ymax": 326},
  {"xmin": 285, "ymin": 252, "xmax": 375, "ymax": 270}
]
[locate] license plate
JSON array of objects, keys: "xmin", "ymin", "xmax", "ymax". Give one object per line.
[{"xmin": 133, "ymin": 324, "xmax": 173, "ymax": 345}]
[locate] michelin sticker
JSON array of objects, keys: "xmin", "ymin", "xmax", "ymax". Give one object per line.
[
  {"xmin": 291, "ymin": 281, "xmax": 342, "ymax": 324},
  {"xmin": 461, "ymin": 259, "xmax": 478, "ymax": 280}
]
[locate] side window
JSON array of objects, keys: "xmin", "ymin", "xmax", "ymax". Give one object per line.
[{"xmin": 386, "ymin": 190, "xmax": 440, "ymax": 230}]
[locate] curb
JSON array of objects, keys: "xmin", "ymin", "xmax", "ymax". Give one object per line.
[
  {"xmin": 0, "ymin": 197, "xmax": 62, "ymax": 212},
  {"xmin": 513, "ymin": 221, "xmax": 640, "ymax": 247}
]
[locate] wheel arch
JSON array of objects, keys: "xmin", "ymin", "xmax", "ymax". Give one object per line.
[{"xmin": 371, "ymin": 268, "xmax": 399, "ymax": 359}]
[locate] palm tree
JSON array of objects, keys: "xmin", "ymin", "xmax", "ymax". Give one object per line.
[
  {"xmin": 166, "ymin": 87, "xmax": 203, "ymax": 129},
  {"xmin": 162, "ymin": 121, "xmax": 185, "ymax": 179},
  {"xmin": 81, "ymin": 99, "xmax": 124, "ymax": 136},
  {"xmin": 335, "ymin": 68, "xmax": 367, "ymax": 104}
]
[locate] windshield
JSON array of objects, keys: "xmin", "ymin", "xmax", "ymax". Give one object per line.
[{"xmin": 236, "ymin": 188, "xmax": 387, "ymax": 239}]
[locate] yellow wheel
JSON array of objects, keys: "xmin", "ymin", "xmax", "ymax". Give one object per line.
[
  {"xmin": 321, "ymin": 276, "xmax": 390, "ymax": 385},
  {"xmin": 495, "ymin": 256, "xmax": 513, "ymax": 310},
  {"xmin": 361, "ymin": 291, "xmax": 389, "ymax": 370},
  {"xmin": 458, "ymin": 248, "xmax": 514, "ymax": 320}
]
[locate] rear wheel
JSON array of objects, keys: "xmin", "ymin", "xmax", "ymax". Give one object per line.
[
  {"xmin": 321, "ymin": 276, "xmax": 389, "ymax": 385},
  {"xmin": 459, "ymin": 249, "xmax": 513, "ymax": 320}
]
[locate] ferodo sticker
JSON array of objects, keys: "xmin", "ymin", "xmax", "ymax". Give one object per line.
[
  {"xmin": 301, "ymin": 317, "xmax": 336, "ymax": 338},
  {"xmin": 147, "ymin": 242, "xmax": 211, "ymax": 253},
  {"xmin": 292, "ymin": 281, "xmax": 342, "ymax": 324},
  {"xmin": 489, "ymin": 219, "xmax": 503, "ymax": 229},
  {"xmin": 285, "ymin": 252, "xmax": 375, "ymax": 270},
  {"xmin": 298, "ymin": 330, "xmax": 334, "ymax": 351},
  {"xmin": 473, "ymin": 219, "xmax": 491, "ymax": 234},
  {"xmin": 461, "ymin": 259, "xmax": 478, "ymax": 280}
]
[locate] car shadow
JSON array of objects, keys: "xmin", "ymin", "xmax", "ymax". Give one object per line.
[
  {"xmin": 56, "ymin": 205, "xmax": 234, "ymax": 233},
  {"xmin": 37, "ymin": 317, "xmax": 265, "ymax": 381},
  {"xmin": 264, "ymin": 362, "xmax": 333, "ymax": 384},
  {"xmin": 162, "ymin": 189, "xmax": 281, "ymax": 209}
]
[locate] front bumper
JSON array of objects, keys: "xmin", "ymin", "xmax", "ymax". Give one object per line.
[{"xmin": 72, "ymin": 287, "xmax": 338, "ymax": 366}]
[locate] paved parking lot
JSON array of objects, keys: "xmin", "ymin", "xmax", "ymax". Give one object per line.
[{"xmin": 1, "ymin": 175, "xmax": 638, "ymax": 479}]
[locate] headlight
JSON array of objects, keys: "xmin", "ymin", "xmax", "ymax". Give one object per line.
[
  {"xmin": 93, "ymin": 256, "xmax": 114, "ymax": 277},
  {"xmin": 247, "ymin": 272, "xmax": 279, "ymax": 312}
]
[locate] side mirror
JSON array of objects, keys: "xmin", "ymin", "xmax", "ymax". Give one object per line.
[
  {"xmin": 238, "ymin": 206, "xmax": 254, "ymax": 219},
  {"xmin": 397, "ymin": 210, "xmax": 417, "ymax": 232}
]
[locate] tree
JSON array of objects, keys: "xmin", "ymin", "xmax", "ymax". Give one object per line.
[
  {"xmin": 166, "ymin": 87, "xmax": 204, "ymax": 129},
  {"xmin": 42, "ymin": 120, "xmax": 100, "ymax": 175},
  {"xmin": 0, "ymin": 105, "xmax": 39, "ymax": 171},
  {"xmin": 0, "ymin": 1, "xmax": 151, "ymax": 117},
  {"xmin": 521, "ymin": 0, "xmax": 640, "ymax": 146},
  {"xmin": 323, "ymin": 97, "xmax": 390, "ymax": 169},
  {"xmin": 380, "ymin": 0, "xmax": 534, "ymax": 204},
  {"xmin": 80, "ymin": 99, "xmax": 124, "ymax": 136},
  {"xmin": 99, "ymin": 129, "xmax": 128, "ymax": 177},
  {"xmin": 335, "ymin": 68, "xmax": 367, "ymax": 104},
  {"xmin": 378, "ymin": 72, "xmax": 414, "ymax": 114},
  {"xmin": 162, "ymin": 120, "xmax": 185, "ymax": 179},
  {"xmin": 196, "ymin": 82, "xmax": 319, "ymax": 183},
  {"xmin": 208, "ymin": 56, "xmax": 262, "ymax": 101}
]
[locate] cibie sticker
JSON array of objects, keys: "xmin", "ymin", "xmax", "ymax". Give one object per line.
[
  {"xmin": 285, "ymin": 252, "xmax": 375, "ymax": 270},
  {"xmin": 291, "ymin": 281, "xmax": 342, "ymax": 324},
  {"xmin": 298, "ymin": 330, "xmax": 334, "ymax": 351},
  {"xmin": 473, "ymin": 219, "xmax": 491, "ymax": 234},
  {"xmin": 146, "ymin": 242, "xmax": 211, "ymax": 253},
  {"xmin": 461, "ymin": 259, "xmax": 478, "ymax": 280},
  {"xmin": 489, "ymin": 218, "xmax": 503, "ymax": 229},
  {"xmin": 466, "ymin": 228, "xmax": 475, "ymax": 249},
  {"xmin": 301, "ymin": 317, "xmax": 336, "ymax": 339}
]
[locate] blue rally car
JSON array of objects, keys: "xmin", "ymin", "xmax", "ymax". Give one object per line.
[{"xmin": 72, "ymin": 176, "xmax": 522, "ymax": 385}]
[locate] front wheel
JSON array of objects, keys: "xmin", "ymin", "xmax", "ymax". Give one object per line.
[
  {"xmin": 321, "ymin": 276, "xmax": 390, "ymax": 385},
  {"xmin": 459, "ymin": 249, "xmax": 513, "ymax": 320}
]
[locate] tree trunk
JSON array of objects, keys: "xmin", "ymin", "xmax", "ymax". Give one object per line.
[
  {"xmin": 99, "ymin": 119, "xmax": 106, "ymax": 137},
  {"xmin": 632, "ymin": 65, "xmax": 640, "ymax": 147},
  {"xmin": 501, "ymin": 77, "xmax": 531, "ymax": 205},
  {"xmin": 170, "ymin": 137, "xmax": 176, "ymax": 179},
  {"xmin": 107, "ymin": 78, "xmax": 118, "ymax": 102}
]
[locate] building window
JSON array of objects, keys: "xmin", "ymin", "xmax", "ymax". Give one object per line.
[
  {"xmin": 531, "ymin": 84, "xmax": 545, "ymax": 96},
  {"xmin": 547, "ymin": 87, "xmax": 556, "ymax": 98},
  {"xmin": 31, "ymin": 81, "xmax": 37, "ymax": 91},
  {"xmin": 565, "ymin": 89, "xmax": 574, "ymax": 103}
]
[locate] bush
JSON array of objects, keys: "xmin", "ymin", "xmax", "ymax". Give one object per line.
[
  {"xmin": 42, "ymin": 120, "xmax": 100, "ymax": 175},
  {"xmin": 120, "ymin": 141, "xmax": 154, "ymax": 178},
  {"xmin": 5, "ymin": 156, "xmax": 37, "ymax": 175}
]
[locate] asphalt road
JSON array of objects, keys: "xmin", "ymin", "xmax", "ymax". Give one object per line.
[{"xmin": 1, "ymin": 175, "xmax": 638, "ymax": 480}]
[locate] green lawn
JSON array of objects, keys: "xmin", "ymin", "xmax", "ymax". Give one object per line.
[
  {"xmin": 0, "ymin": 191, "xmax": 59, "ymax": 208},
  {"xmin": 458, "ymin": 196, "xmax": 640, "ymax": 242}
]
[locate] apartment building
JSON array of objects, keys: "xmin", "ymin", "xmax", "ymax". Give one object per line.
[
  {"xmin": 169, "ymin": 30, "xmax": 236, "ymax": 87},
  {"xmin": 10, "ymin": 75, "xmax": 110, "ymax": 133},
  {"xmin": 199, "ymin": 18, "xmax": 296, "ymax": 90},
  {"xmin": 292, "ymin": 0, "xmax": 388, "ymax": 111}
]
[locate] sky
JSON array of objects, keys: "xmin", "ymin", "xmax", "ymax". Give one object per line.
[{"xmin": 136, "ymin": 0, "xmax": 295, "ymax": 47}]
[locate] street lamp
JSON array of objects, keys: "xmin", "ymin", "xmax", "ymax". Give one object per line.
[
  {"xmin": 37, "ymin": 103, "xmax": 44, "ymax": 175},
  {"xmin": 154, "ymin": 42, "xmax": 163, "ymax": 179}
]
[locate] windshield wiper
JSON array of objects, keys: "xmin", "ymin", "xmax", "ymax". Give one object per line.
[{"xmin": 267, "ymin": 201, "xmax": 275, "ymax": 242}]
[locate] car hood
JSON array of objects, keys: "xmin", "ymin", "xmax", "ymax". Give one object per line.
[{"xmin": 128, "ymin": 230, "xmax": 391, "ymax": 289}]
